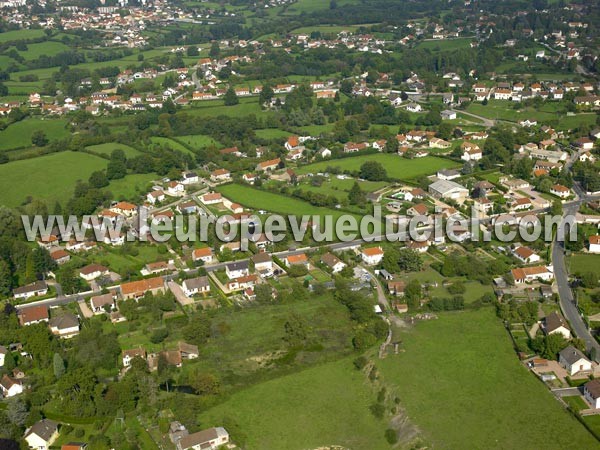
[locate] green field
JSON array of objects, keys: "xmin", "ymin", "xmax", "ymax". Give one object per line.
[
  {"xmin": 106, "ymin": 173, "xmax": 157, "ymax": 202},
  {"xmin": 15, "ymin": 40, "xmax": 70, "ymax": 60},
  {"xmin": 187, "ymin": 97, "xmax": 270, "ymax": 118},
  {"xmin": 296, "ymin": 154, "xmax": 459, "ymax": 180},
  {"xmin": 290, "ymin": 25, "xmax": 360, "ymax": 35},
  {"xmin": 172, "ymin": 134, "xmax": 218, "ymax": 149},
  {"xmin": 217, "ymin": 183, "xmax": 360, "ymax": 221},
  {"xmin": 379, "ymin": 308, "xmax": 596, "ymax": 449},
  {"xmin": 254, "ymin": 128, "xmax": 292, "ymax": 139},
  {"xmin": 199, "ymin": 357, "xmax": 389, "ymax": 450},
  {"xmin": 295, "ymin": 177, "xmax": 387, "ymax": 202},
  {"xmin": 150, "ymin": 136, "xmax": 195, "ymax": 155},
  {"xmin": 0, "ymin": 29, "xmax": 46, "ymax": 43},
  {"xmin": 0, "ymin": 152, "xmax": 107, "ymax": 207},
  {"xmin": 0, "ymin": 118, "xmax": 70, "ymax": 151},
  {"xmin": 417, "ymin": 38, "xmax": 473, "ymax": 51},
  {"xmin": 86, "ymin": 143, "xmax": 141, "ymax": 158},
  {"xmin": 568, "ymin": 253, "xmax": 600, "ymax": 277}
]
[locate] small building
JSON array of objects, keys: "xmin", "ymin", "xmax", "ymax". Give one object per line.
[
  {"xmin": 176, "ymin": 427, "xmax": 229, "ymax": 450},
  {"xmin": 1, "ymin": 373, "xmax": 24, "ymax": 397},
  {"xmin": 251, "ymin": 252, "xmax": 273, "ymax": 272},
  {"xmin": 49, "ymin": 313, "xmax": 80, "ymax": 339},
  {"xmin": 122, "ymin": 348, "xmax": 146, "ymax": 367},
  {"xmin": 90, "ymin": 293, "xmax": 115, "ymax": 314},
  {"xmin": 120, "ymin": 277, "xmax": 165, "ymax": 301},
  {"xmin": 79, "ymin": 264, "xmax": 109, "ymax": 281},
  {"xmin": 225, "ymin": 261, "xmax": 250, "ymax": 279},
  {"xmin": 178, "ymin": 342, "xmax": 199, "ymax": 360},
  {"xmin": 361, "ymin": 247, "xmax": 384, "ymax": 265},
  {"xmin": 510, "ymin": 266, "xmax": 554, "ymax": 284},
  {"xmin": 583, "ymin": 379, "xmax": 600, "ymax": 409},
  {"xmin": 542, "ymin": 311, "xmax": 571, "ymax": 339},
  {"xmin": 182, "ymin": 276, "xmax": 211, "ymax": 297},
  {"xmin": 13, "ymin": 280, "xmax": 48, "ymax": 300},
  {"xmin": 387, "ymin": 280, "xmax": 406, "ymax": 296},
  {"xmin": 589, "ymin": 235, "xmax": 600, "ymax": 253},
  {"xmin": 18, "ymin": 305, "xmax": 49, "ymax": 326},
  {"xmin": 558, "ymin": 346, "xmax": 593, "ymax": 376},
  {"xmin": 512, "ymin": 246, "xmax": 541, "ymax": 264},
  {"xmin": 283, "ymin": 253, "xmax": 309, "ymax": 268},
  {"xmin": 321, "ymin": 252, "xmax": 346, "ymax": 273},
  {"xmin": 192, "ymin": 247, "xmax": 214, "ymax": 264}
]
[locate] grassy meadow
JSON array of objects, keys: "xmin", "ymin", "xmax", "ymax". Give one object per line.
[
  {"xmin": 0, "ymin": 118, "xmax": 70, "ymax": 151},
  {"xmin": 86, "ymin": 143, "xmax": 141, "ymax": 158}
]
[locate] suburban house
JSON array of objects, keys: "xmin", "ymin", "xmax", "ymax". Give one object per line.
[
  {"xmin": 182, "ymin": 276, "xmax": 211, "ymax": 297},
  {"xmin": 182, "ymin": 171, "xmax": 199, "ymax": 184},
  {"xmin": 589, "ymin": 235, "xmax": 600, "ymax": 253},
  {"xmin": 550, "ymin": 184, "xmax": 570, "ymax": 199},
  {"xmin": 24, "ymin": 419, "xmax": 59, "ymax": 450},
  {"xmin": 512, "ymin": 246, "xmax": 541, "ymax": 264},
  {"xmin": 437, "ymin": 169, "xmax": 461, "ymax": 181},
  {"xmin": 147, "ymin": 190, "xmax": 166, "ymax": 204},
  {"xmin": 361, "ymin": 247, "xmax": 384, "ymax": 265},
  {"xmin": 428, "ymin": 180, "xmax": 469, "ymax": 203},
  {"xmin": 200, "ymin": 192, "xmax": 222, "ymax": 205},
  {"xmin": 49, "ymin": 313, "xmax": 80, "ymax": 339},
  {"xmin": 178, "ymin": 342, "xmax": 199, "ymax": 360},
  {"xmin": 321, "ymin": 252, "xmax": 346, "ymax": 273},
  {"xmin": 510, "ymin": 266, "xmax": 554, "ymax": 284},
  {"xmin": 89, "ymin": 293, "xmax": 115, "ymax": 314},
  {"xmin": 256, "ymin": 158, "xmax": 281, "ymax": 172},
  {"xmin": 387, "ymin": 280, "xmax": 406, "ymax": 296},
  {"xmin": 225, "ymin": 261, "xmax": 250, "ymax": 279},
  {"xmin": 461, "ymin": 142, "xmax": 482, "ymax": 161},
  {"xmin": 283, "ymin": 253, "xmax": 310, "ymax": 268},
  {"xmin": 13, "ymin": 280, "xmax": 48, "ymax": 300},
  {"xmin": 120, "ymin": 277, "xmax": 166, "ymax": 300},
  {"xmin": 167, "ymin": 181, "xmax": 185, "ymax": 196},
  {"xmin": 122, "ymin": 348, "xmax": 147, "ymax": 367},
  {"xmin": 1, "ymin": 374, "xmax": 24, "ymax": 397},
  {"xmin": 583, "ymin": 379, "xmax": 600, "ymax": 409},
  {"xmin": 79, "ymin": 264, "xmax": 109, "ymax": 281},
  {"xmin": 50, "ymin": 249, "xmax": 70, "ymax": 265},
  {"xmin": 559, "ymin": 346, "xmax": 593, "ymax": 376},
  {"xmin": 111, "ymin": 201, "xmax": 137, "ymax": 217},
  {"xmin": 407, "ymin": 203, "xmax": 429, "ymax": 217},
  {"xmin": 285, "ymin": 136, "xmax": 301, "ymax": 151},
  {"xmin": 18, "ymin": 305, "xmax": 50, "ymax": 326},
  {"xmin": 251, "ymin": 252, "xmax": 273, "ymax": 273},
  {"xmin": 176, "ymin": 427, "xmax": 229, "ymax": 450},
  {"xmin": 192, "ymin": 247, "xmax": 214, "ymax": 264},
  {"xmin": 210, "ymin": 168, "xmax": 231, "ymax": 182},
  {"xmin": 542, "ymin": 311, "xmax": 571, "ymax": 339}
]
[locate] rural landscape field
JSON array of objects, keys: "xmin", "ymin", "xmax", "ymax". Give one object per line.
[{"xmin": 1, "ymin": 1, "xmax": 600, "ymax": 449}]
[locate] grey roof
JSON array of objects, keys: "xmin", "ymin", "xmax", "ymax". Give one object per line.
[
  {"xmin": 177, "ymin": 427, "xmax": 228, "ymax": 450},
  {"xmin": 13, "ymin": 280, "xmax": 47, "ymax": 295},
  {"xmin": 429, "ymin": 179, "xmax": 468, "ymax": 195},
  {"xmin": 226, "ymin": 260, "xmax": 249, "ymax": 271},
  {"xmin": 25, "ymin": 419, "xmax": 58, "ymax": 441},
  {"xmin": 251, "ymin": 252, "xmax": 272, "ymax": 264},
  {"xmin": 184, "ymin": 276, "xmax": 210, "ymax": 290},
  {"xmin": 49, "ymin": 313, "xmax": 79, "ymax": 330},
  {"xmin": 585, "ymin": 379, "xmax": 600, "ymax": 400},
  {"xmin": 321, "ymin": 252, "xmax": 343, "ymax": 268},
  {"xmin": 0, "ymin": 345, "xmax": 7, "ymax": 354},
  {"xmin": 559, "ymin": 345, "xmax": 589, "ymax": 365},
  {"xmin": 90, "ymin": 293, "xmax": 114, "ymax": 309}
]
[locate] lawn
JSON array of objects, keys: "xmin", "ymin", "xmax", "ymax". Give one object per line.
[
  {"xmin": 295, "ymin": 177, "xmax": 387, "ymax": 202},
  {"xmin": 0, "ymin": 118, "xmax": 70, "ymax": 151},
  {"xmin": 187, "ymin": 97, "xmax": 271, "ymax": 118},
  {"xmin": 216, "ymin": 183, "xmax": 361, "ymax": 222},
  {"xmin": 0, "ymin": 28, "xmax": 46, "ymax": 43},
  {"xmin": 0, "ymin": 152, "xmax": 107, "ymax": 207},
  {"xmin": 198, "ymin": 357, "xmax": 390, "ymax": 450},
  {"xmin": 106, "ymin": 173, "xmax": 158, "ymax": 202},
  {"xmin": 290, "ymin": 24, "xmax": 360, "ymax": 34},
  {"xmin": 150, "ymin": 136, "xmax": 195, "ymax": 155},
  {"xmin": 563, "ymin": 395, "xmax": 588, "ymax": 412},
  {"xmin": 296, "ymin": 154, "xmax": 459, "ymax": 180},
  {"xmin": 568, "ymin": 253, "xmax": 600, "ymax": 277},
  {"xmin": 86, "ymin": 143, "xmax": 141, "ymax": 158},
  {"xmin": 171, "ymin": 134, "xmax": 218, "ymax": 149},
  {"xmin": 378, "ymin": 308, "xmax": 597, "ymax": 449},
  {"xmin": 15, "ymin": 40, "xmax": 70, "ymax": 60}
]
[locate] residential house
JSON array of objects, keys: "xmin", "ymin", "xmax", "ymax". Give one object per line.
[
  {"xmin": 575, "ymin": 137, "xmax": 594, "ymax": 150},
  {"xmin": 512, "ymin": 246, "xmax": 541, "ymax": 264},
  {"xmin": 210, "ymin": 169, "xmax": 231, "ymax": 182},
  {"xmin": 285, "ymin": 136, "xmax": 301, "ymax": 151},
  {"xmin": 407, "ymin": 203, "xmax": 429, "ymax": 217},
  {"xmin": 167, "ymin": 181, "xmax": 185, "ymax": 196},
  {"xmin": 24, "ymin": 419, "xmax": 59, "ymax": 450},
  {"xmin": 50, "ymin": 249, "xmax": 70, "ymax": 265},
  {"xmin": 182, "ymin": 276, "xmax": 210, "ymax": 297},
  {"xmin": 182, "ymin": 171, "xmax": 199, "ymax": 185},
  {"xmin": 321, "ymin": 252, "xmax": 346, "ymax": 273},
  {"xmin": 90, "ymin": 293, "xmax": 115, "ymax": 314},
  {"xmin": 361, "ymin": 247, "xmax": 384, "ymax": 265},
  {"xmin": 13, "ymin": 281, "xmax": 48, "ymax": 300},
  {"xmin": 147, "ymin": 190, "xmax": 166, "ymax": 204},
  {"xmin": 0, "ymin": 345, "xmax": 6, "ymax": 367},
  {"xmin": 176, "ymin": 427, "xmax": 229, "ymax": 450},
  {"xmin": 461, "ymin": 142, "xmax": 482, "ymax": 161},
  {"xmin": 178, "ymin": 342, "xmax": 199, "ymax": 360},
  {"xmin": 550, "ymin": 184, "xmax": 570, "ymax": 199},
  {"xmin": 510, "ymin": 266, "xmax": 554, "ymax": 284},
  {"xmin": 120, "ymin": 277, "xmax": 165, "ymax": 301},
  {"xmin": 589, "ymin": 235, "xmax": 600, "ymax": 253},
  {"xmin": 441, "ymin": 110, "xmax": 456, "ymax": 120},
  {"xmin": 79, "ymin": 264, "xmax": 109, "ymax": 281},
  {"xmin": 1, "ymin": 374, "xmax": 24, "ymax": 397},
  {"xmin": 559, "ymin": 346, "xmax": 593, "ymax": 376},
  {"xmin": 49, "ymin": 314, "xmax": 80, "ymax": 338},
  {"xmin": 225, "ymin": 261, "xmax": 250, "ymax": 279},
  {"xmin": 387, "ymin": 280, "xmax": 406, "ymax": 296},
  {"xmin": 200, "ymin": 192, "xmax": 222, "ymax": 205},
  {"xmin": 122, "ymin": 348, "xmax": 146, "ymax": 367},
  {"xmin": 192, "ymin": 247, "xmax": 214, "ymax": 264},
  {"xmin": 437, "ymin": 169, "xmax": 461, "ymax": 181},
  {"xmin": 542, "ymin": 311, "xmax": 571, "ymax": 339},
  {"xmin": 583, "ymin": 379, "xmax": 600, "ymax": 409},
  {"xmin": 111, "ymin": 201, "xmax": 137, "ymax": 217},
  {"xmin": 284, "ymin": 253, "xmax": 310, "ymax": 268},
  {"xmin": 251, "ymin": 252, "xmax": 273, "ymax": 273},
  {"xmin": 256, "ymin": 158, "xmax": 280, "ymax": 172},
  {"xmin": 18, "ymin": 305, "xmax": 49, "ymax": 326},
  {"xmin": 177, "ymin": 201, "xmax": 198, "ymax": 215}
]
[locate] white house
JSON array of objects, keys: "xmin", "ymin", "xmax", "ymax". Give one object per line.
[
  {"xmin": 176, "ymin": 427, "xmax": 229, "ymax": 450},
  {"xmin": 510, "ymin": 266, "xmax": 554, "ymax": 284},
  {"xmin": 122, "ymin": 348, "xmax": 147, "ymax": 368},
  {"xmin": 182, "ymin": 276, "xmax": 211, "ymax": 297},
  {"xmin": 406, "ymin": 103, "xmax": 422, "ymax": 112},
  {"xmin": 512, "ymin": 246, "xmax": 541, "ymax": 264},
  {"xmin": 13, "ymin": 281, "xmax": 48, "ymax": 300},
  {"xmin": 361, "ymin": 247, "xmax": 384, "ymax": 265},
  {"xmin": 542, "ymin": 311, "xmax": 571, "ymax": 339},
  {"xmin": 583, "ymin": 379, "xmax": 600, "ymax": 409},
  {"xmin": 321, "ymin": 252, "xmax": 346, "ymax": 273},
  {"xmin": 49, "ymin": 314, "xmax": 80, "ymax": 339},
  {"xmin": 559, "ymin": 346, "xmax": 593, "ymax": 376},
  {"xmin": 225, "ymin": 261, "xmax": 250, "ymax": 279},
  {"xmin": 147, "ymin": 190, "xmax": 166, "ymax": 204},
  {"xmin": 167, "ymin": 181, "xmax": 185, "ymax": 196},
  {"xmin": 1, "ymin": 374, "xmax": 24, "ymax": 397},
  {"xmin": 589, "ymin": 235, "xmax": 600, "ymax": 253},
  {"xmin": 182, "ymin": 171, "xmax": 199, "ymax": 185},
  {"xmin": 550, "ymin": 184, "xmax": 570, "ymax": 199},
  {"xmin": 192, "ymin": 247, "xmax": 214, "ymax": 264},
  {"xmin": 79, "ymin": 264, "xmax": 109, "ymax": 281},
  {"xmin": 90, "ymin": 293, "xmax": 115, "ymax": 314},
  {"xmin": 251, "ymin": 252, "xmax": 273, "ymax": 272},
  {"xmin": 24, "ymin": 419, "xmax": 59, "ymax": 450}
]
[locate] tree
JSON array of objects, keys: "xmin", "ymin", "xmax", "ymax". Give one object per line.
[
  {"xmin": 150, "ymin": 328, "xmax": 169, "ymax": 344},
  {"xmin": 254, "ymin": 284, "xmax": 272, "ymax": 303},
  {"xmin": 190, "ymin": 371, "xmax": 220, "ymax": 396},
  {"xmin": 31, "ymin": 130, "xmax": 48, "ymax": 147},
  {"xmin": 88, "ymin": 170, "xmax": 109, "ymax": 189},
  {"xmin": 223, "ymin": 87, "xmax": 239, "ymax": 106},
  {"xmin": 382, "ymin": 247, "xmax": 400, "ymax": 273},
  {"xmin": 348, "ymin": 181, "xmax": 366, "ymax": 205},
  {"xmin": 283, "ymin": 313, "xmax": 308, "ymax": 347},
  {"xmin": 53, "ymin": 352, "xmax": 65, "ymax": 379},
  {"xmin": 397, "ymin": 249, "xmax": 423, "ymax": 272},
  {"xmin": 106, "ymin": 149, "xmax": 127, "ymax": 180},
  {"xmin": 186, "ymin": 46, "xmax": 199, "ymax": 57},
  {"xmin": 6, "ymin": 399, "xmax": 28, "ymax": 427},
  {"xmin": 259, "ymin": 85, "xmax": 274, "ymax": 105},
  {"xmin": 532, "ymin": 333, "xmax": 568, "ymax": 359},
  {"xmin": 182, "ymin": 317, "xmax": 211, "ymax": 346},
  {"xmin": 209, "ymin": 42, "xmax": 220, "ymax": 58},
  {"xmin": 0, "ymin": 258, "xmax": 12, "ymax": 297},
  {"xmin": 405, "ymin": 279, "xmax": 422, "ymax": 309},
  {"xmin": 359, "ymin": 161, "xmax": 387, "ymax": 181},
  {"xmin": 384, "ymin": 138, "xmax": 399, "ymax": 154},
  {"xmin": 550, "ymin": 199, "xmax": 563, "ymax": 216}
]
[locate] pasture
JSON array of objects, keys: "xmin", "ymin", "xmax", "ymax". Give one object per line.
[
  {"xmin": 254, "ymin": 128, "xmax": 292, "ymax": 139},
  {"xmin": 172, "ymin": 134, "xmax": 218, "ymax": 149},
  {"xmin": 15, "ymin": 40, "xmax": 70, "ymax": 60},
  {"xmin": 150, "ymin": 137, "xmax": 195, "ymax": 155},
  {"xmin": 417, "ymin": 38, "xmax": 473, "ymax": 51},
  {"xmin": 85, "ymin": 143, "xmax": 141, "ymax": 158},
  {"xmin": 0, "ymin": 29, "xmax": 46, "ymax": 43},
  {"xmin": 0, "ymin": 152, "xmax": 107, "ymax": 207},
  {"xmin": 379, "ymin": 308, "xmax": 596, "ymax": 449},
  {"xmin": 105, "ymin": 173, "xmax": 157, "ymax": 202},
  {"xmin": 0, "ymin": 118, "xmax": 70, "ymax": 151},
  {"xmin": 568, "ymin": 253, "xmax": 600, "ymax": 277},
  {"xmin": 296, "ymin": 154, "xmax": 459, "ymax": 180}
]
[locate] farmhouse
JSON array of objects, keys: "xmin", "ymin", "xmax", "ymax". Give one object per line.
[
  {"xmin": 361, "ymin": 247, "xmax": 384, "ymax": 265},
  {"xmin": 542, "ymin": 311, "xmax": 571, "ymax": 339},
  {"xmin": 18, "ymin": 305, "xmax": 49, "ymax": 326},
  {"xmin": 583, "ymin": 379, "xmax": 600, "ymax": 409},
  {"xmin": 120, "ymin": 277, "xmax": 166, "ymax": 300},
  {"xmin": 510, "ymin": 266, "xmax": 554, "ymax": 284},
  {"xmin": 559, "ymin": 346, "xmax": 593, "ymax": 376},
  {"xmin": 24, "ymin": 419, "xmax": 59, "ymax": 450},
  {"xmin": 182, "ymin": 276, "xmax": 211, "ymax": 297}
]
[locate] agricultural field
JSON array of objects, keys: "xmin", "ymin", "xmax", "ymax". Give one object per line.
[
  {"xmin": 294, "ymin": 176, "xmax": 388, "ymax": 202},
  {"xmin": 296, "ymin": 154, "xmax": 460, "ymax": 180},
  {"xmin": 199, "ymin": 357, "xmax": 390, "ymax": 450},
  {"xmin": 568, "ymin": 253, "xmax": 600, "ymax": 277},
  {"xmin": 85, "ymin": 143, "xmax": 141, "ymax": 158},
  {"xmin": 290, "ymin": 25, "xmax": 361, "ymax": 35},
  {"xmin": 417, "ymin": 37, "xmax": 473, "ymax": 51},
  {"xmin": 217, "ymin": 183, "xmax": 361, "ymax": 221},
  {"xmin": 0, "ymin": 118, "xmax": 70, "ymax": 151},
  {"xmin": 379, "ymin": 308, "xmax": 597, "ymax": 449},
  {"xmin": 14, "ymin": 40, "xmax": 70, "ymax": 60},
  {"xmin": 187, "ymin": 97, "xmax": 271, "ymax": 118},
  {"xmin": 0, "ymin": 152, "xmax": 107, "ymax": 207}
]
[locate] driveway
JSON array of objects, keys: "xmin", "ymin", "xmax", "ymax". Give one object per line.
[{"xmin": 168, "ymin": 280, "xmax": 193, "ymax": 306}]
